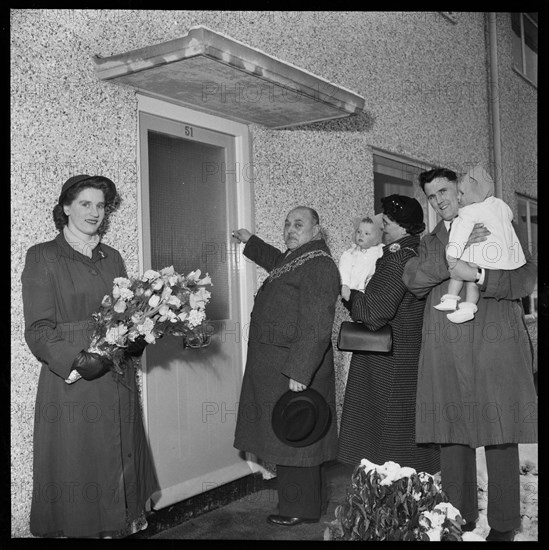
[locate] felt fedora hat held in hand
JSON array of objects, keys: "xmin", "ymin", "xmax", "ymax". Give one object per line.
[{"xmin": 272, "ymin": 388, "xmax": 331, "ymax": 448}]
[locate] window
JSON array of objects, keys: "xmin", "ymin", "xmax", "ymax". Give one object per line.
[
  {"xmin": 511, "ymin": 13, "xmax": 538, "ymax": 86},
  {"xmin": 516, "ymin": 194, "xmax": 537, "ymax": 317},
  {"xmin": 373, "ymin": 152, "xmax": 435, "ymax": 231}
]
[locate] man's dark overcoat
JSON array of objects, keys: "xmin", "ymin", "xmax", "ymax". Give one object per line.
[
  {"xmin": 234, "ymin": 235, "xmax": 340, "ymax": 467},
  {"xmin": 21, "ymin": 233, "xmax": 158, "ymax": 538},
  {"xmin": 403, "ymin": 221, "xmax": 538, "ymax": 447}
]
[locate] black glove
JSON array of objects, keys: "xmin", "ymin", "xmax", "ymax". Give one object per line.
[
  {"xmin": 72, "ymin": 351, "xmax": 111, "ymax": 381},
  {"xmin": 342, "ymin": 289, "xmax": 360, "ymax": 314},
  {"xmin": 341, "ymin": 296, "xmax": 353, "ymax": 313},
  {"xmin": 126, "ymin": 336, "xmax": 148, "ymax": 357}
]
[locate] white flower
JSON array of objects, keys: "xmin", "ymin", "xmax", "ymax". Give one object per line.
[
  {"xmin": 161, "ymin": 286, "xmax": 173, "ymax": 300},
  {"xmin": 151, "ymin": 278, "xmax": 164, "ymax": 291},
  {"xmin": 142, "ymin": 269, "xmax": 160, "ymax": 281},
  {"xmin": 137, "ymin": 317, "xmax": 154, "ymax": 335},
  {"xmin": 389, "ymin": 243, "xmax": 401, "ymax": 253},
  {"xmin": 187, "ymin": 269, "xmax": 201, "ymax": 281},
  {"xmin": 114, "ymin": 299, "xmax": 127, "ymax": 313},
  {"xmin": 144, "ymin": 332, "xmax": 156, "ymax": 344},
  {"xmin": 105, "ymin": 323, "xmax": 128, "ymax": 345},
  {"xmin": 131, "ymin": 311, "xmax": 145, "ymax": 324},
  {"xmin": 119, "ymin": 287, "xmax": 134, "ymax": 301},
  {"xmin": 159, "ymin": 304, "xmax": 171, "ymax": 316},
  {"xmin": 148, "ymin": 294, "xmax": 161, "ymax": 308},
  {"xmin": 160, "ymin": 266, "xmax": 175, "ymax": 276},
  {"xmin": 168, "ymin": 295, "xmax": 182, "ymax": 308},
  {"xmin": 433, "ymin": 502, "xmax": 461, "ymax": 521},
  {"xmin": 188, "ymin": 309, "xmax": 205, "ymax": 328},
  {"xmin": 177, "ymin": 311, "xmax": 189, "ymax": 322},
  {"xmin": 198, "ymin": 273, "xmax": 212, "ymax": 286},
  {"xmin": 190, "ymin": 288, "xmax": 211, "ymax": 310},
  {"xmin": 113, "ymin": 277, "xmax": 131, "ymax": 288}
]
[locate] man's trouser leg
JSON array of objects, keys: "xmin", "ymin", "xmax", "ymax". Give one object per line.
[
  {"xmin": 441, "ymin": 443, "xmax": 478, "ymax": 523},
  {"xmin": 485, "ymin": 444, "xmax": 521, "ymax": 532},
  {"xmin": 276, "ymin": 464, "xmax": 326, "ymax": 519}
]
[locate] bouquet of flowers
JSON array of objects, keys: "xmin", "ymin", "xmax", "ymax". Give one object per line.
[
  {"xmin": 65, "ymin": 266, "xmax": 212, "ymax": 383},
  {"xmin": 325, "ymin": 459, "xmax": 465, "ymax": 541}
]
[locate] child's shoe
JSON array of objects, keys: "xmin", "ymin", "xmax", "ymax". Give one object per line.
[
  {"xmin": 447, "ymin": 302, "xmax": 478, "ymax": 323},
  {"xmin": 434, "ymin": 294, "xmax": 461, "ymax": 311}
]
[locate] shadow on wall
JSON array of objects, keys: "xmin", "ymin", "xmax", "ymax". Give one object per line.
[{"xmin": 282, "ymin": 111, "xmax": 376, "ymax": 132}]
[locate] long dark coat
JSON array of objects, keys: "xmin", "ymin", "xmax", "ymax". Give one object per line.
[
  {"xmin": 403, "ymin": 221, "xmax": 538, "ymax": 447},
  {"xmin": 21, "ymin": 233, "xmax": 158, "ymax": 538},
  {"xmin": 337, "ymin": 234, "xmax": 440, "ymax": 474},
  {"xmin": 233, "ymin": 235, "xmax": 340, "ymax": 467}
]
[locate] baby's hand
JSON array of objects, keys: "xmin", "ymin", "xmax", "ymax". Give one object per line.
[
  {"xmin": 341, "ymin": 285, "xmax": 351, "ymax": 301},
  {"xmin": 232, "ymin": 228, "xmax": 252, "ymax": 243}
]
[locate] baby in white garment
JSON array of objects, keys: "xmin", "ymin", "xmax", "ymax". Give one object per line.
[
  {"xmin": 435, "ymin": 165, "xmax": 526, "ymax": 323},
  {"xmin": 339, "ymin": 214, "xmax": 384, "ymax": 301}
]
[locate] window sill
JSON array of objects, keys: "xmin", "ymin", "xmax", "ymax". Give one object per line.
[{"xmin": 512, "ymin": 65, "xmax": 538, "ymax": 89}]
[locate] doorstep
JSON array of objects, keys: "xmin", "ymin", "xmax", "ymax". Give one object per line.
[{"xmin": 127, "ymin": 471, "xmax": 266, "ymax": 539}]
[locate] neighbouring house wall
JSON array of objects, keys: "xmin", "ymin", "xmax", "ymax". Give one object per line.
[{"xmin": 11, "ymin": 10, "xmax": 535, "ymax": 537}]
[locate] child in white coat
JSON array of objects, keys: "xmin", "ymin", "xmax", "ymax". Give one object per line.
[
  {"xmin": 435, "ymin": 165, "xmax": 526, "ymax": 323},
  {"xmin": 339, "ymin": 214, "xmax": 384, "ymax": 301}
]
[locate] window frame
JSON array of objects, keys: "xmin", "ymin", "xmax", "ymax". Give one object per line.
[
  {"xmin": 516, "ymin": 193, "xmax": 537, "ymax": 320},
  {"xmin": 372, "ymin": 149, "xmax": 436, "ymax": 232},
  {"xmin": 511, "ymin": 12, "xmax": 538, "ymax": 87}
]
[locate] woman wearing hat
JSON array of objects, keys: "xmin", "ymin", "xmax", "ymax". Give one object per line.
[
  {"xmin": 337, "ymin": 195, "xmax": 440, "ymax": 475},
  {"xmin": 21, "ymin": 175, "xmax": 158, "ymax": 538}
]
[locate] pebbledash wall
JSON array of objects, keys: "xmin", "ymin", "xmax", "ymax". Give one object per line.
[{"xmin": 11, "ymin": 10, "xmax": 536, "ymax": 537}]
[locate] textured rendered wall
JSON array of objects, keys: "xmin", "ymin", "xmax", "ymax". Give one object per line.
[{"xmin": 11, "ymin": 10, "xmax": 535, "ymax": 537}]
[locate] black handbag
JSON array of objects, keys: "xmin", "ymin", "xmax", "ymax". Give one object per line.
[{"xmin": 337, "ymin": 321, "xmax": 392, "ymax": 353}]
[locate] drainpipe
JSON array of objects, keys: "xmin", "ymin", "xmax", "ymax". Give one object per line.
[{"xmin": 488, "ymin": 12, "xmax": 503, "ymax": 199}]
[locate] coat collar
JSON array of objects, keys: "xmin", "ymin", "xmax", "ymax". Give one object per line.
[
  {"xmin": 284, "ymin": 237, "xmax": 331, "ymax": 262},
  {"xmin": 382, "ymin": 233, "xmax": 420, "ymax": 257},
  {"xmin": 429, "ymin": 219, "xmax": 450, "ymax": 246},
  {"xmin": 55, "ymin": 231, "xmax": 108, "ymax": 263}
]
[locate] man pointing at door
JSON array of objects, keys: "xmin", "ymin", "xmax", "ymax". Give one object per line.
[{"xmin": 232, "ymin": 206, "xmax": 340, "ymax": 526}]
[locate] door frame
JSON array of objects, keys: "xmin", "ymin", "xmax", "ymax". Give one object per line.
[{"xmin": 136, "ymin": 93, "xmax": 257, "ymax": 460}]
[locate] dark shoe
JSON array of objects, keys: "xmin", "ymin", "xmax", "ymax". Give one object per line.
[
  {"xmin": 462, "ymin": 520, "xmax": 477, "ymax": 532},
  {"xmin": 486, "ymin": 528, "xmax": 515, "ymax": 541},
  {"xmin": 267, "ymin": 515, "xmax": 319, "ymax": 526}
]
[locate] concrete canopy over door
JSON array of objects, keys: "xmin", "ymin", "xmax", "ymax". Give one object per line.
[{"xmin": 92, "ymin": 25, "xmax": 366, "ymax": 129}]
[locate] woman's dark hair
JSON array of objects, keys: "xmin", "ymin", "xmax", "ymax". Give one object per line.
[
  {"xmin": 418, "ymin": 167, "xmax": 458, "ymax": 191},
  {"xmin": 53, "ymin": 177, "xmax": 121, "ymax": 234},
  {"xmin": 390, "ymin": 217, "xmax": 426, "ymax": 236}
]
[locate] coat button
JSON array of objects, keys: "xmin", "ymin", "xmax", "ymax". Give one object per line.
[{"xmin": 127, "ymin": 453, "xmax": 132, "ymax": 458}]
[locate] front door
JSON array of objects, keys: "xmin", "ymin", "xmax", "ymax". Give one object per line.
[{"xmin": 139, "ymin": 112, "xmax": 252, "ymax": 509}]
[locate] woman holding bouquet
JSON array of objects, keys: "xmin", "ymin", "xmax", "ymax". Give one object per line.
[
  {"xmin": 337, "ymin": 195, "xmax": 440, "ymax": 475},
  {"xmin": 21, "ymin": 175, "xmax": 158, "ymax": 538}
]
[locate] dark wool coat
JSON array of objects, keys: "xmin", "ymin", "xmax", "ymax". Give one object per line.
[
  {"xmin": 233, "ymin": 235, "xmax": 340, "ymax": 467},
  {"xmin": 337, "ymin": 235, "xmax": 441, "ymax": 475},
  {"xmin": 403, "ymin": 221, "xmax": 537, "ymax": 448},
  {"xmin": 21, "ymin": 233, "xmax": 158, "ymax": 538}
]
